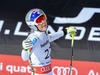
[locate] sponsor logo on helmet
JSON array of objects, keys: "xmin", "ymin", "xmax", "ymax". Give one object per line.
[{"xmin": 30, "ymin": 12, "xmax": 40, "ymax": 21}]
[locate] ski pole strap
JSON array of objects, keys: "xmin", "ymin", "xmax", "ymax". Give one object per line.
[{"xmin": 71, "ymin": 32, "xmax": 75, "ymax": 47}]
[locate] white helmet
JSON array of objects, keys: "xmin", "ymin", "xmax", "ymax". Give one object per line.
[{"xmin": 25, "ymin": 8, "xmax": 47, "ymax": 30}]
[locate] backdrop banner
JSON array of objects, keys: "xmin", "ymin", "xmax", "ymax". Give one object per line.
[{"xmin": 0, "ymin": 0, "xmax": 100, "ymax": 75}]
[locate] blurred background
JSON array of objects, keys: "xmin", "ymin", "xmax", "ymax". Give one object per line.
[{"xmin": 0, "ymin": 0, "xmax": 100, "ymax": 75}]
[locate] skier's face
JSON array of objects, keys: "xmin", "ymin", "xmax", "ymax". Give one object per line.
[
  {"xmin": 36, "ymin": 15, "xmax": 48, "ymax": 32},
  {"xmin": 37, "ymin": 20, "xmax": 48, "ymax": 32}
]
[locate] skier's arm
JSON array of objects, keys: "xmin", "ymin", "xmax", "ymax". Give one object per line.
[
  {"xmin": 48, "ymin": 31, "xmax": 64, "ymax": 42},
  {"xmin": 21, "ymin": 49, "xmax": 29, "ymax": 61},
  {"xmin": 21, "ymin": 38, "xmax": 32, "ymax": 61},
  {"xmin": 21, "ymin": 35, "xmax": 38, "ymax": 61},
  {"xmin": 48, "ymin": 26, "xmax": 77, "ymax": 42}
]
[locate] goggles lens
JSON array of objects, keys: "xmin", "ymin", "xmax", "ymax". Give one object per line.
[{"xmin": 36, "ymin": 15, "xmax": 46, "ymax": 24}]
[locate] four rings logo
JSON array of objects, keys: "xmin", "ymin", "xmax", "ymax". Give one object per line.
[{"xmin": 52, "ymin": 66, "xmax": 78, "ymax": 75}]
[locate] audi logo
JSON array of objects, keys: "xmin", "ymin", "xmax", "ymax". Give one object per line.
[{"xmin": 52, "ymin": 66, "xmax": 78, "ymax": 75}]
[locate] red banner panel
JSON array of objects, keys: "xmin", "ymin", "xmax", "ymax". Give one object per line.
[
  {"xmin": 0, "ymin": 54, "xmax": 30, "ymax": 75},
  {"xmin": 0, "ymin": 54, "xmax": 100, "ymax": 75},
  {"xmin": 51, "ymin": 59, "xmax": 100, "ymax": 75}
]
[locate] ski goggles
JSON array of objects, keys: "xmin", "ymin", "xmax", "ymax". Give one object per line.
[{"xmin": 36, "ymin": 15, "xmax": 46, "ymax": 24}]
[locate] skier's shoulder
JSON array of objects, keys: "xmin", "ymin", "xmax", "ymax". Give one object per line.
[
  {"xmin": 28, "ymin": 32, "xmax": 36, "ymax": 37},
  {"xmin": 26, "ymin": 32, "xmax": 39, "ymax": 45},
  {"xmin": 27, "ymin": 32, "xmax": 38, "ymax": 40}
]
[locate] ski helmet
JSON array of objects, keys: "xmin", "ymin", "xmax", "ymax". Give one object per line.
[{"xmin": 25, "ymin": 8, "xmax": 47, "ymax": 30}]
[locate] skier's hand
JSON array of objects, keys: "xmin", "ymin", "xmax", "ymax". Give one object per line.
[
  {"xmin": 62, "ymin": 28, "xmax": 67, "ymax": 35},
  {"xmin": 66, "ymin": 26, "xmax": 77, "ymax": 36},
  {"xmin": 22, "ymin": 38, "xmax": 33, "ymax": 50}
]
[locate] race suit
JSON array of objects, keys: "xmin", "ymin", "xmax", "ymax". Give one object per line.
[{"xmin": 21, "ymin": 30, "xmax": 64, "ymax": 75}]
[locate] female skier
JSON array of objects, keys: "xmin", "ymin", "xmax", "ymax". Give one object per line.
[{"xmin": 21, "ymin": 8, "xmax": 77, "ymax": 75}]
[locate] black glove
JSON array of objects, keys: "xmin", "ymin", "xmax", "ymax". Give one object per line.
[{"xmin": 62, "ymin": 28, "xmax": 67, "ymax": 35}]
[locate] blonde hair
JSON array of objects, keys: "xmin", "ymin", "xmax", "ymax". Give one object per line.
[{"xmin": 30, "ymin": 29, "xmax": 34, "ymax": 33}]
